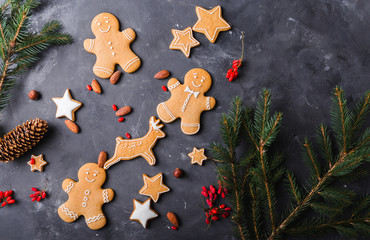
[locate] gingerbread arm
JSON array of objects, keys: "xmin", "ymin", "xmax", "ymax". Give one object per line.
[
  {"xmin": 102, "ymin": 188, "xmax": 114, "ymax": 203},
  {"xmin": 121, "ymin": 28, "xmax": 136, "ymax": 43},
  {"xmin": 167, "ymin": 78, "xmax": 181, "ymax": 92},
  {"xmin": 204, "ymin": 96, "xmax": 216, "ymax": 111},
  {"xmin": 83, "ymin": 38, "xmax": 96, "ymax": 54},
  {"xmin": 62, "ymin": 178, "xmax": 76, "ymax": 193}
]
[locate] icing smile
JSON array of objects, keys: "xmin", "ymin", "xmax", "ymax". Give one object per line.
[
  {"xmin": 192, "ymin": 81, "xmax": 202, "ymax": 88},
  {"xmin": 99, "ymin": 25, "xmax": 110, "ymax": 33},
  {"xmin": 85, "ymin": 177, "xmax": 95, "ymax": 183}
]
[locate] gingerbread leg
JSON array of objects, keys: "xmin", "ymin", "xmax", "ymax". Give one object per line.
[
  {"xmin": 93, "ymin": 58, "xmax": 115, "ymax": 79},
  {"xmin": 85, "ymin": 212, "xmax": 106, "ymax": 230},
  {"xmin": 181, "ymin": 120, "xmax": 201, "ymax": 135},
  {"xmin": 58, "ymin": 203, "xmax": 79, "ymax": 223},
  {"xmin": 157, "ymin": 102, "xmax": 176, "ymax": 123}
]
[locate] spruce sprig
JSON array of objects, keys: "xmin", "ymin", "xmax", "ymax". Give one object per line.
[
  {"xmin": 211, "ymin": 87, "xmax": 369, "ymax": 240},
  {"xmin": 0, "ymin": 0, "xmax": 72, "ymax": 114}
]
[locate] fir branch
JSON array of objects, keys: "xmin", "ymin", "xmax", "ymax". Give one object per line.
[{"xmin": 0, "ymin": 0, "xmax": 72, "ymax": 114}]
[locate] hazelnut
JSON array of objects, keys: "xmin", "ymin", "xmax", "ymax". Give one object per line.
[
  {"xmin": 28, "ymin": 90, "xmax": 40, "ymax": 100},
  {"xmin": 173, "ymin": 168, "xmax": 184, "ymax": 178}
]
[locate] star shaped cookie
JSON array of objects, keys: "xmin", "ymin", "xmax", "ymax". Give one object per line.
[
  {"xmin": 169, "ymin": 27, "xmax": 200, "ymax": 57},
  {"xmin": 27, "ymin": 154, "xmax": 47, "ymax": 172},
  {"xmin": 130, "ymin": 198, "xmax": 158, "ymax": 228},
  {"xmin": 192, "ymin": 6, "xmax": 231, "ymax": 43},
  {"xmin": 188, "ymin": 147, "xmax": 208, "ymax": 165},
  {"xmin": 139, "ymin": 173, "xmax": 170, "ymax": 202},
  {"xmin": 52, "ymin": 89, "xmax": 82, "ymax": 121}
]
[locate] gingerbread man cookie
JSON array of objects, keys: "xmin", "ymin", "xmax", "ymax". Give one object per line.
[
  {"xmin": 58, "ymin": 163, "xmax": 114, "ymax": 230},
  {"xmin": 84, "ymin": 13, "xmax": 141, "ymax": 78},
  {"xmin": 156, "ymin": 68, "xmax": 216, "ymax": 135}
]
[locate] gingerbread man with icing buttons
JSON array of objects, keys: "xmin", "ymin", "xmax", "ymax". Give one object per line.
[
  {"xmin": 83, "ymin": 13, "xmax": 141, "ymax": 78},
  {"xmin": 58, "ymin": 163, "xmax": 114, "ymax": 230},
  {"xmin": 157, "ymin": 68, "xmax": 216, "ymax": 135}
]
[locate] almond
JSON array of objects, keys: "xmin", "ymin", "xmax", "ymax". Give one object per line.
[
  {"xmin": 64, "ymin": 120, "xmax": 80, "ymax": 133},
  {"xmin": 167, "ymin": 212, "xmax": 179, "ymax": 226},
  {"xmin": 154, "ymin": 70, "xmax": 170, "ymax": 79},
  {"xmin": 115, "ymin": 106, "xmax": 132, "ymax": 117},
  {"xmin": 91, "ymin": 79, "xmax": 102, "ymax": 94},
  {"xmin": 110, "ymin": 71, "xmax": 121, "ymax": 84},
  {"xmin": 98, "ymin": 151, "xmax": 107, "ymax": 168}
]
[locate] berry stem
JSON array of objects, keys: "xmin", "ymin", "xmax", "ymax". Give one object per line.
[{"xmin": 238, "ymin": 32, "xmax": 245, "ymax": 68}]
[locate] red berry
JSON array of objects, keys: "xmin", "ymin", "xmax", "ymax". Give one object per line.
[
  {"xmin": 224, "ymin": 207, "xmax": 231, "ymax": 211},
  {"xmin": 224, "ymin": 188, "xmax": 228, "ymax": 194},
  {"xmin": 201, "ymin": 191, "xmax": 208, "ymax": 198},
  {"xmin": 232, "ymin": 60, "xmax": 239, "ymax": 64},
  {"xmin": 171, "ymin": 226, "xmax": 178, "ymax": 230},
  {"xmin": 211, "ymin": 209, "xmax": 218, "ymax": 214},
  {"xmin": 217, "ymin": 188, "xmax": 222, "ymax": 194},
  {"xmin": 1, "ymin": 202, "xmax": 6, "ymax": 207},
  {"xmin": 202, "ymin": 186, "xmax": 207, "ymax": 192},
  {"xmin": 226, "ymin": 73, "xmax": 230, "ymax": 79},
  {"xmin": 7, "ymin": 190, "xmax": 12, "ymax": 196},
  {"xmin": 206, "ymin": 218, "xmax": 210, "ymax": 224},
  {"xmin": 234, "ymin": 71, "xmax": 238, "ymax": 78},
  {"xmin": 233, "ymin": 63, "xmax": 238, "ymax": 68},
  {"xmin": 222, "ymin": 213, "xmax": 228, "ymax": 218},
  {"xmin": 29, "ymin": 194, "xmax": 35, "ymax": 198},
  {"xmin": 4, "ymin": 191, "xmax": 9, "ymax": 198},
  {"xmin": 86, "ymin": 85, "xmax": 92, "ymax": 91},
  {"xmin": 221, "ymin": 192, "xmax": 226, "ymax": 198},
  {"xmin": 125, "ymin": 133, "xmax": 131, "ymax": 139},
  {"xmin": 206, "ymin": 199, "xmax": 212, "ymax": 207},
  {"xmin": 118, "ymin": 117, "xmax": 125, "ymax": 122},
  {"xmin": 0, "ymin": 191, "xmax": 3, "ymax": 199},
  {"xmin": 112, "ymin": 104, "xmax": 118, "ymax": 111},
  {"xmin": 6, "ymin": 196, "xmax": 12, "ymax": 202},
  {"xmin": 30, "ymin": 158, "xmax": 35, "ymax": 164},
  {"xmin": 205, "ymin": 212, "xmax": 209, "ymax": 218},
  {"xmin": 224, "ymin": 212, "xmax": 230, "ymax": 217},
  {"xmin": 31, "ymin": 187, "xmax": 38, "ymax": 192},
  {"xmin": 36, "ymin": 196, "xmax": 41, "ymax": 202},
  {"xmin": 42, "ymin": 191, "xmax": 46, "ymax": 199},
  {"xmin": 162, "ymin": 85, "xmax": 168, "ymax": 91},
  {"xmin": 227, "ymin": 68, "xmax": 233, "ymax": 74},
  {"xmin": 31, "ymin": 197, "xmax": 37, "ymax": 202},
  {"xmin": 35, "ymin": 191, "xmax": 40, "ymax": 195},
  {"xmin": 7, "ymin": 199, "xmax": 15, "ymax": 204},
  {"xmin": 212, "ymin": 216, "xmax": 219, "ymax": 221},
  {"xmin": 209, "ymin": 192, "xmax": 213, "ymax": 199},
  {"xmin": 219, "ymin": 204, "xmax": 226, "ymax": 209},
  {"xmin": 213, "ymin": 194, "xmax": 217, "ymax": 201}
]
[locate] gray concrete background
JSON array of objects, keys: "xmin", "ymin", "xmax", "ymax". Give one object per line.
[{"xmin": 0, "ymin": 0, "xmax": 369, "ymax": 239}]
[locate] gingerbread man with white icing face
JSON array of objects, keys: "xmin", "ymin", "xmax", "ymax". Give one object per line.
[
  {"xmin": 83, "ymin": 13, "xmax": 141, "ymax": 78},
  {"xmin": 157, "ymin": 68, "xmax": 216, "ymax": 135},
  {"xmin": 58, "ymin": 163, "xmax": 114, "ymax": 230}
]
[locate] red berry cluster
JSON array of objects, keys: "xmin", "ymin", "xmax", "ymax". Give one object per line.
[
  {"xmin": 201, "ymin": 181, "xmax": 231, "ymax": 225},
  {"xmin": 226, "ymin": 60, "xmax": 242, "ymax": 82},
  {"xmin": 29, "ymin": 187, "xmax": 47, "ymax": 202},
  {"xmin": 0, "ymin": 190, "xmax": 15, "ymax": 207}
]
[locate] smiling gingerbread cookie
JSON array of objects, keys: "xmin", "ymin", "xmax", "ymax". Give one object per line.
[
  {"xmin": 157, "ymin": 68, "xmax": 216, "ymax": 135},
  {"xmin": 83, "ymin": 13, "xmax": 141, "ymax": 78},
  {"xmin": 58, "ymin": 163, "xmax": 114, "ymax": 230}
]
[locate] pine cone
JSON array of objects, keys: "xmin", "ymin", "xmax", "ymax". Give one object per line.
[{"xmin": 0, "ymin": 118, "xmax": 48, "ymax": 162}]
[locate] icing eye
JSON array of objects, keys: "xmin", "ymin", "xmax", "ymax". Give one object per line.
[
  {"xmin": 194, "ymin": 76, "xmax": 197, "ymax": 79},
  {"xmin": 86, "ymin": 172, "xmax": 89, "ymax": 174},
  {"xmin": 201, "ymin": 79, "xmax": 204, "ymax": 82},
  {"xmin": 93, "ymin": 173, "xmax": 97, "ymax": 176},
  {"xmin": 97, "ymin": 22, "xmax": 101, "ymax": 26},
  {"xmin": 106, "ymin": 20, "xmax": 109, "ymax": 23}
]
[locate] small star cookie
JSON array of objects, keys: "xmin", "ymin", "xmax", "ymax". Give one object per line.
[
  {"xmin": 169, "ymin": 27, "xmax": 200, "ymax": 58},
  {"xmin": 188, "ymin": 147, "xmax": 207, "ymax": 165},
  {"xmin": 52, "ymin": 89, "xmax": 82, "ymax": 121},
  {"xmin": 27, "ymin": 154, "xmax": 47, "ymax": 172},
  {"xmin": 130, "ymin": 198, "xmax": 158, "ymax": 228},
  {"xmin": 192, "ymin": 6, "xmax": 231, "ymax": 43},
  {"xmin": 139, "ymin": 173, "xmax": 170, "ymax": 202}
]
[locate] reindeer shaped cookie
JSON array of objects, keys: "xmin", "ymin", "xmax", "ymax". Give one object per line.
[
  {"xmin": 104, "ymin": 116, "xmax": 165, "ymax": 170},
  {"xmin": 58, "ymin": 163, "xmax": 114, "ymax": 230},
  {"xmin": 157, "ymin": 68, "xmax": 216, "ymax": 135},
  {"xmin": 83, "ymin": 13, "xmax": 141, "ymax": 78}
]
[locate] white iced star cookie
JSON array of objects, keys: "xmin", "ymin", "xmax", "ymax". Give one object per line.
[
  {"xmin": 188, "ymin": 147, "xmax": 208, "ymax": 165},
  {"xmin": 130, "ymin": 198, "xmax": 158, "ymax": 228},
  {"xmin": 52, "ymin": 89, "xmax": 82, "ymax": 121}
]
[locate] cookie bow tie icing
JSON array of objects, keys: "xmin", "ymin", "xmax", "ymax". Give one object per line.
[{"xmin": 184, "ymin": 86, "xmax": 199, "ymax": 98}]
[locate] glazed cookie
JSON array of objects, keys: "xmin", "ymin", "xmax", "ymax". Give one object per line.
[
  {"xmin": 52, "ymin": 89, "xmax": 82, "ymax": 121},
  {"xmin": 84, "ymin": 13, "xmax": 141, "ymax": 78},
  {"xmin": 169, "ymin": 27, "xmax": 200, "ymax": 58},
  {"xmin": 192, "ymin": 6, "xmax": 231, "ymax": 43},
  {"xmin": 58, "ymin": 163, "xmax": 114, "ymax": 230},
  {"xmin": 188, "ymin": 147, "xmax": 208, "ymax": 165},
  {"xmin": 27, "ymin": 154, "xmax": 47, "ymax": 172},
  {"xmin": 156, "ymin": 68, "xmax": 216, "ymax": 135},
  {"xmin": 104, "ymin": 116, "xmax": 165, "ymax": 169},
  {"xmin": 139, "ymin": 173, "xmax": 170, "ymax": 202},
  {"xmin": 130, "ymin": 198, "xmax": 158, "ymax": 228}
]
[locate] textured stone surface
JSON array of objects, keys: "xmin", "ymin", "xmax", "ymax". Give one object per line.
[{"xmin": 0, "ymin": 0, "xmax": 369, "ymax": 239}]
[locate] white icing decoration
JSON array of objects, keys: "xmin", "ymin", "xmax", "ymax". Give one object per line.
[
  {"xmin": 93, "ymin": 66, "xmax": 113, "ymax": 75},
  {"xmin": 112, "ymin": 52, "xmax": 115, "ymax": 56},
  {"xmin": 97, "ymin": 22, "xmax": 101, "ymax": 26},
  {"xmin": 110, "ymin": 46, "xmax": 113, "ymax": 50},
  {"xmin": 193, "ymin": 6, "xmax": 231, "ymax": 42},
  {"xmin": 108, "ymin": 42, "xmax": 111, "ymax": 45},
  {"xmin": 99, "ymin": 25, "xmax": 110, "ymax": 33},
  {"xmin": 171, "ymin": 27, "xmax": 199, "ymax": 57},
  {"xmin": 206, "ymin": 97, "xmax": 211, "ymax": 110},
  {"xmin": 82, "ymin": 202, "xmax": 87, "ymax": 207},
  {"xmin": 84, "ymin": 196, "xmax": 88, "ymax": 201},
  {"xmin": 192, "ymin": 81, "xmax": 202, "ymax": 88},
  {"xmin": 88, "ymin": 39, "xmax": 94, "ymax": 52},
  {"xmin": 65, "ymin": 181, "xmax": 75, "ymax": 193},
  {"xmin": 86, "ymin": 214, "xmax": 104, "ymax": 224},
  {"xmin": 182, "ymin": 86, "xmax": 199, "ymax": 112},
  {"xmin": 104, "ymin": 17, "xmax": 108, "ymax": 19},
  {"xmin": 85, "ymin": 177, "xmax": 95, "ymax": 183},
  {"xmin": 52, "ymin": 89, "xmax": 82, "ymax": 121},
  {"xmin": 123, "ymin": 57, "xmax": 139, "ymax": 71},
  {"xmin": 103, "ymin": 189, "xmax": 109, "ymax": 203},
  {"xmin": 123, "ymin": 30, "xmax": 133, "ymax": 41},
  {"xmin": 60, "ymin": 204, "xmax": 78, "ymax": 220},
  {"xmin": 86, "ymin": 171, "xmax": 89, "ymax": 174},
  {"xmin": 93, "ymin": 173, "xmax": 97, "ymax": 176},
  {"xmin": 105, "ymin": 20, "xmax": 109, "ymax": 23},
  {"xmin": 130, "ymin": 199, "xmax": 158, "ymax": 228},
  {"xmin": 168, "ymin": 81, "xmax": 180, "ymax": 90},
  {"xmin": 84, "ymin": 190, "xmax": 90, "ymax": 195}
]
